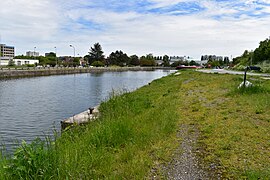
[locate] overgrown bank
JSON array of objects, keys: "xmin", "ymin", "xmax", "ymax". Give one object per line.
[{"xmin": 0, "ymin": 71, "xmax": 269, "ymax": 179}]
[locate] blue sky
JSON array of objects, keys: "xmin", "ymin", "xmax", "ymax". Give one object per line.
[{"xmin": 1, "ymin": 0, "xmax": 270, "ymax": 58}]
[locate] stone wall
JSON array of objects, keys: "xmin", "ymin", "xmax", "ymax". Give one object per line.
[{"xmin": 0, "ymin": 67, "xmax": 171, "ymax": 79}]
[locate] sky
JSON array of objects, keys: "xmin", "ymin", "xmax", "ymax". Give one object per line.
[{"xmin": 1, "ymin": 0, "xmax": 270, "ymax": 59}]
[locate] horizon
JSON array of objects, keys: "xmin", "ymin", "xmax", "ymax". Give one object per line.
[{"xmin": 1, "ymin": 0, "xmax": 270, "ymax": 58}]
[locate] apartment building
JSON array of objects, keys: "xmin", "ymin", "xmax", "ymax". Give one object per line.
[
  {"xmin": 26, "ymin": 51, "xmax": 39, "ymax": 57},
  {"xmin": 0, "ymin": 44, "xmax": 15, "ymax": 58},
  {"xmin": 0, "ymin": 44, "xmax": 15, "ymax": 66}
]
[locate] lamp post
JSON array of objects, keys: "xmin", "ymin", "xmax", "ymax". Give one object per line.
[
  {"xmin": 34, "ymin": 47, "xmax": 36, "ymax": 57},
  {"xmin": 70, "ymin": 45, "xmax": 76, "ymax": 67},
  {"xmin": 54, "ymin": 46, "xmax": 57, "ymax": 66},
  {"xmin": 69, "ymin": 44, "xmax": 75, "ymax": 57}
]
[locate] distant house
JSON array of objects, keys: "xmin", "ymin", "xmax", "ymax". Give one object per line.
[{"xmin": 13, "ymin": 59, "xmax": 39, "ymax": 66}]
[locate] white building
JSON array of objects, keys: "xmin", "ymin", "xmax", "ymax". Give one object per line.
[
  {"xmin": 0, "ymin": 59, "xmax": 39, "ymax": 66},
  {"xmin": 26, "ymin": 51, "xmax": 39, "ymax": 57},
  {"xmin": 0, "ymin": 57, "xmax": 10, "ymax": 66},
  {"xmin": 13, "ymin": 59, "xmax": 39, "ymax": 66}
]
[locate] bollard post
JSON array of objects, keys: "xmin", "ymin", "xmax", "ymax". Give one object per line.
[{"xmin": 89, "ymin": 107, "xmax": 94, "ymax": 114}]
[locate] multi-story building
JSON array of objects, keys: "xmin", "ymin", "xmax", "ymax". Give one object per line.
[
  {"xmin": 0, "ymin": 44, "xmax": 15, "ymax": 66},
  {"xmin": 0, "ymin": 44, "xmax": 15, "ymax": 58},
  {"xmin": 26, "ymin": 51, "xmax": 39, "ymax": 57}
]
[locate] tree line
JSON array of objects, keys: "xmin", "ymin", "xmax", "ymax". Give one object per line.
[
  {"xmin": 233, "ymin": 38, "xmax": 270, "ymax": 65},
  {"xmin": 14, "ymin": 42, "xmax": 191, "ymax": 67},
  {"xmin": 84, "ymin": 43, "xmax": 172, "ymax": 67}
]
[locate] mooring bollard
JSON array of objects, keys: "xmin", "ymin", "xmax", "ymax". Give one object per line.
[{"xmin": 89, "ymin": 107, "xmax": 94, "ymax": 114}]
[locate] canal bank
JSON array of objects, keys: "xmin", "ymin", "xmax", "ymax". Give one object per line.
[
  {"xmin": 0, "ymin": 66, "xmax": 173, "ymax": 79},
  {"xmin": 1, "ymin": 71, "xmax": 270, "ymax": 179}
]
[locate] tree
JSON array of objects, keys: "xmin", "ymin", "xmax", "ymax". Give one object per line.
[
  {"xmin": 162, "ymin": 55, "xmax": 170, "ymax": 67},
  {"xmin": 130, "ymin": 55, "xmax": 140, "ymax": 66},
  {"xmin": 224, "ymin": 57, "xmax": 230, "ymax": 64},
  {"xmin": 73, "ymin": 57, "xmax": 80, "ymax": 66},
  {"xmin": 107, "ymin": 50, "xmax": 130, "ymax": 66},
  {"xmin": 189, "ymin": 60, "xmax": 199, "ymax": 66},
  {"xmin": 91, "ymin": 61, "xmax": 104, "ymax": 67},
  {"xmin": 84, "ymin": 55, "xmax": 93, "ymax": 65},
  {"xmin": 146, "ymin": 53, "xmax": 154, "ymax": 60},
  {"xmin": 253, "ymin": 38, "xmax": 270, "ymax": 64},
  {"xmin": 233, "ymin": 50, "xmax": 253, "ymax": 65},
  {"xmin": 8, "ymin": 59, "xmax": 15, "ymax": 66},
  {"xmin": 140, "ymin": 54, "xmax": 156, "ymax": 66},
  {"xmin": 218, "ymin": 59, "xmax": 224, "ymax": 66},
  {"xmin": 88, "ymin": 43, "xmax": 105, "ymax": 64},
  {"xmin": 15, "ymin": 55, "xmax": 35, "ymax": 59},
  {"xmin": 45, "ymin": 52, "xmax": 56, "ymax": 57}
]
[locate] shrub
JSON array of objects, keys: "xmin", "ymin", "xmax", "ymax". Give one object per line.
[
  {"xmin": 257, "ymin": 61, "xmax": 270, "ymax": 73},
  {"xmin": 232, "ymin": 64, "xmax": 246, "ymax": 71},
  {"xmin": 91, "ymin": 61, "xmax": 104, "ymax": 67}
]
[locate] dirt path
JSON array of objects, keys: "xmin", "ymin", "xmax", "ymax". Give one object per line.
[{"xmin": 165, "ymin": 124, "xmax": 209, "ymax": 180}]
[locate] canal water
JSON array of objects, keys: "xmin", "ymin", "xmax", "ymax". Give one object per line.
[{"xmin": 0, "ymin": 70, "xmax": 173, "ymax": 152}]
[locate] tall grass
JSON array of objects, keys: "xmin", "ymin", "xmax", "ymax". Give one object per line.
[{"xmin": 54, "ymin": 76, "xmax": 181, "ymax": 178}]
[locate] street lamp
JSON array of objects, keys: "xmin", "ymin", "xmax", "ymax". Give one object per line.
[
  {"xmin": 34, "ymin": 47, "xmax": 36, "ymax": 57},
  {"xmin": 69, "ymin": 44, "xmax": 75, "ymax": 57},
  {"xmin": 54, "ymin": 46, "xmax": 57, "ymax": 66}
]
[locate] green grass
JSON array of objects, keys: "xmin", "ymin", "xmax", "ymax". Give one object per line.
[
  {"xmin": 53, "ymin": 76, "xmax": 182, "ymax": 179},
  {"xmin": 176, "ymin": 71, "xmax": 270, "ymax": 179},
  {"xmin": 0, "ymin": 71, "xmax": 270, "ymax": 179}
]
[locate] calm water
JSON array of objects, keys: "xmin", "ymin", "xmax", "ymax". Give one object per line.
[{"xmin": 0, "ymin": 70, "xmax": 173, "ymax": 152}]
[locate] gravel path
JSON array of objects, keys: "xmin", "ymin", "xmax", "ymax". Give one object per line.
[{"xmin": 166, "ymin": 124, "xmax": 209, "ymax": 180}]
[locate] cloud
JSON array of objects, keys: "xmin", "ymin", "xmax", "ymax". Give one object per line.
[{"xmin": 1, "ymin": 0, "xmax": 270, "ymax": 58}]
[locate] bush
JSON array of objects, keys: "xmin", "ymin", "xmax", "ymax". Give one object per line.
[
  {"xmin": 258, "ymin": 61, "xmax": 270, "ymax": 73},
  {"xmin": 26, "ymin": 64, "xmax": 35, "ymax": 67},
  {"xmin": 232, "ymin": 64, "xmax": 246, "ymax": 71},
  {"xmin": 91, "ymin": 61, "xmax": 104, "ymax": 67}
]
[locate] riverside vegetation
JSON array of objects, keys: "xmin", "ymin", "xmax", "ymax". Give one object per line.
[{"xmin": 0, "ymin": 71, "xmax": 269, "ymax": 179}]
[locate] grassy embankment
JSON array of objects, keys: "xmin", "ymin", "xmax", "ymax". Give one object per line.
[{"xmin": 0, "ymin": 71, "xmax": 269, "ymax": 179}]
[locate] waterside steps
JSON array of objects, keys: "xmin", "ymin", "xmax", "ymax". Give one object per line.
[{"xmin": 61, "ymin": 106, "xmax": 99, "ymax": 130}]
